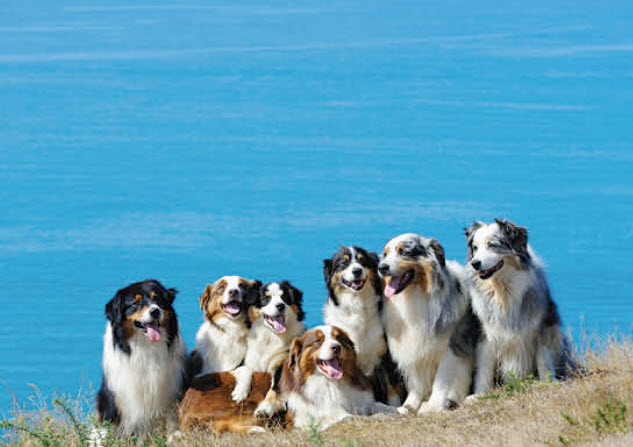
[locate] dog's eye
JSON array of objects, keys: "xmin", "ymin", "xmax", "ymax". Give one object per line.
[
  {"xmin": 472, "ymin": 245, "xmax": 478, "ymax": 252},
  {"xmin": 398, "ymin": 247, "xmax": 404, "ymax": 256}
]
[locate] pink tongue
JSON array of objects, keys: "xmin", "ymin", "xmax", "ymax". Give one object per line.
[
  {"xmin": 225, "ymin": 303, "xmax": 240, "ymax": 315},
  {"xmin": 384, "ymin": 276, "xmax": 401, "ymax": 298},
  {"xmin": 321, "ymin": 360, "xmax": 344, "ymax": 380},
  {"xmin": 146, "ymin": 325, "xmax": 162, "ymax": 342},
  {"xmin": 270, "ymin": 317, "xmax": 287, "ymax": 334}
]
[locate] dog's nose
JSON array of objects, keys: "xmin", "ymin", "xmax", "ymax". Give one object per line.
[
  {"xmin": 332, "ymin": 344, "xmax": 341, "ymax": 356},
  {"xmin": 228, "ymin": 288, "xmax": 239, "ymax": 298},
  {"xmin": 471, "ymin": 260, "xmax": 482, "ymax": 271},
  {"xmin": 150, "ymin": 308, "xmax": 161, "ymax": 320},
  {"xmin": 352, "ymin": 267, "xmax": 363, "ymax": 278},
  {"xmin": 276, "ymin": 302, "xmax": 285, "ymax": 312},
  {"xmin": 378, "ymin": 263, "xmax": 390, "ymax": 276}
]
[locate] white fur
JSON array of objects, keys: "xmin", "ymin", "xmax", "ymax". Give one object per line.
[
  {"xmin": 380, "ymin": 234, "xmax": 472, "ymax": 414},
  {"xmin": 193, "ymin": 276, "xmax": 250, "ymax": 375},
  {"xmin": 101, "ymin": 323, "xmax": 186, "ymax": 437},
  {"xmin": 323, "ymin": 247, "xmax": 386, "ymax": 376},
  {"xmin": 287, "ymin": 325, "xmax": 395, "ymax": 430}
]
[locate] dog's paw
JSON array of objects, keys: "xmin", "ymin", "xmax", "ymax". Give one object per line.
[
  {"xmin": 167, "ymin": 430, "xmax": 184, "ymax": 445},
  {"xmin": 464, "ymin": 394, "xmax": 483, "ymax": 405},
  {"xmin": 254, "ymin": 400, "xmax": 284, "ymax": 419},
  {"xmin": 247, "ymin": 426, "xmax": 266, "ymax": 434},
  {"xmin": 396, "ymin": 405, "xmax": 411, "ymax": 415},
  {"xmin": 231, "ymin": 384, "xmax": 250, "ymax": 403}
]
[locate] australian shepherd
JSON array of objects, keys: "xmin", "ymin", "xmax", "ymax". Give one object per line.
[
  {"xmin": 230, "ymin": 281, "xmax": 306, "ymax": 420},
  {"xmin": 378, "ymin": 234, "xmax": 479, "ymax": 414},
  {"xmin": 188, "ymin": 276, "xmax": 261, "ymax": 378},
  {"xmin": 322, "ymin": 245, "xmax": 403, "ymax": 405},
  {"xmin": 280, "ymin": 325, "xmax": 396, "ymax": 431},
  {"xmin": 464, "ymin": 219, "xmax": 573, "ymax": 396},
  {"xmin": 94, "ymin": 279, "xmax": 186, "ymax": 439}
]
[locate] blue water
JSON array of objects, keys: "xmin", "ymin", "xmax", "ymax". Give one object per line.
[{"xmin": 1, "ymin": 0, "xmax": 632, "ymax": 413}]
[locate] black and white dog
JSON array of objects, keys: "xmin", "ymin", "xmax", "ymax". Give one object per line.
[
  {"xmin": 378, "ymin": 234, "xmax": 479, "ymax": 414},
  {"xmin": 465, "ymin": 219, "xmax": 573, "ymax": 397},
  {"xmin": 323, "ymin": 245, "xmax": 403, "ymax": 405},
  {"xmin": 230, "ymin": 281, "xmax": 306, "ymax": 421},
  {"xmin": 94, "ymin": 279, "xmax": 186, "ymax": 439}
]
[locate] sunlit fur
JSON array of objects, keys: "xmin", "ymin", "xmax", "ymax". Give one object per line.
[
  {"xmin": 231, "ymin": 281, "xmax": 306, "ymax": 421},
  {"xmin": 465, "ymin": 219, "xmax": 572, "ymax": 396},
  {"xmin": 95, "ymin": 280, "xmax": 186, "ymax": 440},
  {"xmin": 280, "ymin": 325, "xmax": 396, "ymax": 431},
  {"xmin": 189, "ymin": 276, "xmax": 260, "ymax": 378},
  {"xmin": 378, "ymin": 234, "xmax": 477, "ymax": 414}
]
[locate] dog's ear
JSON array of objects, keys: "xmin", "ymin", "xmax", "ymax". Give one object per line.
[
  {"xmin": 281, "ymin": 280, "xmax": 305, "ymax": 321},
  {"xmin": 495, "ymin": 218, "xmax": 528, "ymax": 253},
  {"xmin": 464, "ymin": 221, "xmax": 483, "ymax": 240},
  {"xmin": 288, "ymin": 337, "xmax": 303, "ymax": 370},
  {"xmin": 244, "ymin": 280, "xmax": 262, "ymax": 306},
  {"xmin": 105, "ymin": 292, "xmax": 123, "ymax": 324},
  {"xmin": 199, "ymin": 285, "xmax": 213, "ymax": 311},
  {"xmin": 323, "ymin": 259, "xmax": 339, "ymax": 306},
  {"xmin": 429, "ymin": 239, "xmax": 446, "ymax": 268},
  {"xmin": 167, "ymin": 287, "xmax": 177, "ymax": 305}
]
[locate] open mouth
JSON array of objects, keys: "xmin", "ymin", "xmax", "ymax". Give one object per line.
[
  {"xmin": 134, "ymin": 321, "xmax": 162, "ymax": 342},
  {"xmin": 263, "ymin": 314, "xmax": 287, "ymax": 334},
  {"xmin": 222, "ymin": 301, "xmax": 242, "ymax": 317},
  {"xmin": 383, "ymin": 269, "xmax": 414, "ymax": 298},
  {"xmin": 317, "ymin": 358, "xmax": 344, "ymax": 380},
  {"xmin": 478, "ymin": 260, "xmax": 504, "ymax": 280},
  {"xmin": 342, "ymin": 277, "xmax": 366, "ymax": 291}
]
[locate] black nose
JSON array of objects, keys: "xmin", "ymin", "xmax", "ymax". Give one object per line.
[
  {"xmin": 352, "ymin": 267, "xmax": 363, "ymax": 278},
  {"xmin": 276, "ymin": 302, "xmax": 285, "ymax": 312},
  {"xmin": 150, "ymin": 308, "xmax": 161, "ymax": 320},
  {"xmin": 471, "ymin": 260, "xmax": 481, "ymax": 271},
  {"xmin": 228, "ymin": 289, "xmax": 239, "ymax": 298},
  {"xmin": 332, "ymin": 344, "xmax": 341, "ymax": 355},
  {"xmin": 378, "ymin": 263, "xmax": 390, "ymax": 275}
]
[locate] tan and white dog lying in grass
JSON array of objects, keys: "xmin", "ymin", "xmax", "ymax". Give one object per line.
[
  {"xmin": 378, "ymin": 233, "xmax": 479, "ymax": 415},
  {"xmin": 280, "ymin": 325, "xmax": 397, "ymax": 431}
]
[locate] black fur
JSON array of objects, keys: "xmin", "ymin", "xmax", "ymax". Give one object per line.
[
  {"xmin": 95, "ymin": 376, "xmax": 121, "ymax": 425},
  {"xmin": 495, "ymin": 218, "xmax": 531, "ymax": 265},
  {"xmin": 449, "ymin": 303, "xmax": 482, "ymax": 359},
  {"xmin": 322, "ymin": 245, "xmax": 383, "ymax": 308}
]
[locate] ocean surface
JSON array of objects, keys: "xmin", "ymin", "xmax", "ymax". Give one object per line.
[{"xmin": 1, "ymin": 0, "xmax": 632, "ymax": 414}]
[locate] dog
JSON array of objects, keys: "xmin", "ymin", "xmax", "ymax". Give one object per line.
[
  {"xmin": 464, "ymin": 219, "xmax": 573, "ymax": 396},
  {"xmin": 178, "ymin": 371, "xmax": 288, "ymax": 434},
  {"xmin": 322, "ymin": 245, "xmax": 403, "ymax": 405},
  {"xmin": 378, "ymin": 233, "xmax": 479, "ymax": 414},
  {"xmin": 94, "ymin": 279, "xmax": 186, "ymax": 440},
  {"xmin": 187, "ymin": 276, "xmax": 261, "ymax": 379},
  {"xmin": 230, "ymin": 281, "xmax": 306, "ymax": 421},
  {"xmin": 280, "ymin": 325, "xmax": 396, "ymax": 431}
]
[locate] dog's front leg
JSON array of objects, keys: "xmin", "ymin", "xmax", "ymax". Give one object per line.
[
  {"xmin": 231, "ymin": 366, "xmax": 253, "ymax": 403},
  {"xmin": 397, "ymin": 390, "xmax": 423, "ymax": 415},
  {"xmin": 536, "ymin": 344, "xmax": 558, "ymax": 382},
  {"xmin": 471, "ymin": 339, "xmax": 495, "ymax": 397}
]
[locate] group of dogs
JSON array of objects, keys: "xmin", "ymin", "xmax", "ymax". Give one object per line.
[{"xmin": 93, "ymin": 219, "xmax": 574, "ymax": 443}]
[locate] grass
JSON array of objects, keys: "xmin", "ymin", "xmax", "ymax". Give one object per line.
[{"xmin": 2, "ymin": 335, "xmax": 633, "ymax": 447}]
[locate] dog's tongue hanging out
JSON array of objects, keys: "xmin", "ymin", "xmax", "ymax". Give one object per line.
[
  {"xmin": 384, "ymin": 276, "xmax": 401, "ymax": 298},
  {"xmin": 146, "ymin": 324, "xmax": 162, "ymax": 342}
]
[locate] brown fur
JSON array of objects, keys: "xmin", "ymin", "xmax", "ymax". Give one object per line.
[
  {"xmin": 200, "ymin": 278, "xmax": 255, "ymax": 325},
  {"xmin": 179, "ymin": 372, "xmax": 289, "ymax": 434}
]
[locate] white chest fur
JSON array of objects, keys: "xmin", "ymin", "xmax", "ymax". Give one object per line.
[
  {"xmin": 194, "ymin": 319, "xmax": 248, "ymax": 374},
  {"xmin": 244, "ymin": 319, "xmax": 304, "ymax": 372},
  {"xmin": 102, "ymin": 324, "xmax": 185, "ymax": 436}
]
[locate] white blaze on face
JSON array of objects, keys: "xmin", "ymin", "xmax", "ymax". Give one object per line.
[
  {"xmin": 139, "ymin": 304, "xmax": 163, "ymax": 342},
  {"xmin": 314, "ymin": 325, "xmax": 344, "ymax": 380},
  {"xmin": 341, "ymin": 246, "xmax": 367, "ymax": 289},
  {"xmin": 470, "ymin": 224, "xmax": 502, "ymax": 270},
  {"xmin": 261, "ymin": 283, "xmax": 287, "ymax": 334},
  {"xmin": 220, "ymin": 275, "xmax": 244, "ymax": 316}
]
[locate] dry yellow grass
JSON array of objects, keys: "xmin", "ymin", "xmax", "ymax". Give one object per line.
[{"xmin": 3, "ymin": 336, "xmax": 632, "ymax": 447}]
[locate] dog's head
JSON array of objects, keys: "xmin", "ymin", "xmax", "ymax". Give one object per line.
[
  {"xmin": 199, "ymin": 276, "xmax": 261, "ymax": 326},
  {"xmin": 285, "ymin": 325, "xmax": 359, "ymax": 383},
  {"xmin": 377, "ymin": 233, "xmax": 446, "ymax": 298},
  {"xmin": 105, "ymin": 279, "xmax": 179, "ymax": 354},
  {"xmin": 464, "ymin": 219, "xmax": 530, "ymax": 280},
  {"xmin": 247, "ymin": 281, "xmax": 305, "ymax": 335},
  {"xmin": 323, "ymin": 246, "xmax": 381, "ymax": 305}
]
